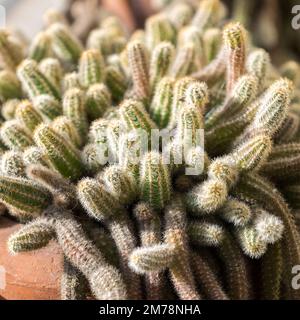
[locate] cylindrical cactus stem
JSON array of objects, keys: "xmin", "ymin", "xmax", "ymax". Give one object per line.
[
  {"xmin": 81, "ymin": 143, "xmax": 103, "ymax": 174},
  {"xmin": 17, "ymin": 59, "xmax": 61, "ymax": 100},
  {"xmin": 260, "ymin": 152, "xmax": 300, "ymax": 181},
  {"xmin": 27, "ymin": 164, "xmax": 77, "ymax": 208},
  {"xmin": 119, "ymin": 99, "xmax": 157, "ymax": 134},
  {"xmin": 63, "ymin": 88, "xmax": 88, "ymax": 138},
  {"xmin": 102, "ymin": 165, "xmax": 138, "ymax": 205},
  {"xmin": 28, "ymin": 32, "xmax": 52, "ymax": 62},
  {"xmin": 34, "ymin": 123, "xmax": 84, "ymax": 181},
  {"xmin": 140, "ymin": 151, "xmax": 172, "ymax": 211},
  {"xmin": 174, "ymin": 105, "xmax": 204, "ymax": 150},
  {"xmin": 48, "ymin": 209, "xmax": 127, "ymax": 300},
  {"xmin": 51, "ymin": 116, "xmax": 82, "ymax": 148},
  {"xmin": 169, "ymin": 42, "xmax": 195, "ymax": 78},
  {"xmin": 0, "ymin": 70, "xmax": 22, "ymax": 101},
  {"xmin": 23, "ymin": 146, "xmax": 48, "ymax": 167},
  {"xmin": 0, "ymin": 30, "xmax": 24, "ymax": 70},
  {"xmin": 0, "ymin": 120, "xmax": 34, "ymax": 151},
  {"xmin": 145, "ymin": 14, "xmax": 175, "ymax": 50},
  {"xmin": 8, "ymin": 217, "xmax": 55, "ymax": 253},
  {"xmin": 61, "ymin": 258, "xmax": 89, "ymax": 300},
  {"xmin": 0, "ymin": 175, "xmax": 52, "ymax": 219},
  {"xmin": 253, "ymin": 208, "xmax": 284, "ymax": 244},
  {"xmin": 39, "ymin": 58, "xmax": 63, "ymax": 91},
  {"xmin": 205, "ymin": 107, "xmax": 252, "ymax": 154},
  {"xmin": 260, "ymin": 241, "xmax": 283, "ymax": 300},
  {"xmin": 149, "ymin": 42, "xmax": 175, "ymax": 92},
  {"xmin": 191, "ymin": 252, "xmax": 229, "ymax": 300},
  {"xmin": 238, "ymin": 78, "xmax": 293, "ymax": 144},
  {"xmin": 167, "ymin": 2, "xmax": 193, "ymax": 30},
  {"xmin": 168, "ymin": 77, "xmax": 194, "ymax": 129},
  {"xmin": 133, "ymin": 202, "xmax": 167, "ymax": 300},
  {"xmin": 85, "ymin": 225, "xmax": 120, "ymax": 268},
  {"xmin": 186, "ymin": 179, "xmax": 228, "ymax": 215},
  {"xmin": 280, "ymin": 60, "xmax": 300, "ymax": 85},
  {"xmin": 1, "ymin": 151, "xmax": 26, "ymax": 177},
  {"xmin": 246, "ymin": 49, "xmax": 270, "ymax": 90},
  {"xmin": 192, "ymin": 0, "xmax": 223, "ymax": 31},
  {"xmin": 129, "ymin": 244, "xmax": 176, "ymax": 274},
  {"xmin": 15, "ymin": 100, "xmax": 43, "ymax": 133},
  {"xmin": 107, "ymin": 218, "xmax": 142, "ymax": 300},
  {"xmin": 185, "ymin": 81, "xmax": 209, "ymax": 110},
  {"xmin": 178, "ymin": 26, "xmax": 205, "ymax": 71},
  {"xmin": 203, "ymin": 28, "xmax": 222, "ymax": 62},
  {"xmin": 87, "ymin": 29, "xmax": 112, "ymax": 56},
  {"xmin": 47, "ymin": 23, "xmax": 83, "ymax": 64},
  {"xmin": 235, "ymin": 173, "xmax": 300, "ymax": 299},
  {"xmin": 106, "ymin": 120, "xmax": 122, "ymax": 163},
  {"xmin": 149, "ymin": 77, "xmax": 174, "ymax": 128},
  {"xmin": 188, "ymin": 221, "xmax": 224, "ymax": 247},
  {"xmin": 275, "ymin": 112, "xmax": 300, "ymax": 144},
  {"xmin": 236, "ymin": 226, "xmax": 268, "ymax": 259},
  {"xmin": 164, "ymin": 196, "xmax": 201, "ymax": 300},
  {"xmin": 219, "ymin": 198, "xmax": 252, "ymax": 227},
  {"xmin": 127, "ymin": 40, "xmax": 150, "ymax": 101},
  {"xmin": 2, "ymin": 99, "xmax": 20, "ymax": 120},
  {"xmin": 118, "ymin": 132, "xmax": 142, "ymax": 182},
  {"xmin": 62, "ymin": 72, "xmax": 81, "ymax": 92},
  {"xmin": 218, "ymin": 231, "xmax": 251, "ymax": 299},
  {"xmin": 105, "ymin": 66, "xmax": 127, "ymax": 102},
  {"xmin": 208, "ymin": 157, "xmax": 239, "ymax": 187},
  {"xmin": 223, "ymin": 22, "xmax": 246, "ymax": 94},
  {"xmin": 33, "ymin": 94, "xmax": 62, "ymax": 121},
  {"xmin": 231, "ymin": 133, "xmax": 272, "ymax": 172},
  {"xmin": 86, "ymin": 83, "xmax": 111, "ymax": 120},
  {"xmin": 77, "ymin": 178, "xmax": 142, "ymax": 299},
  {"xmin": 205, "ymin": 74, "xmax": 258, "ymax": 128},
  {"xmin": 101, "ymin": 16, "xmax": 126, "ymax": 38},
  {"xmin": 79, "ymin": 49, "xmax": 106, "ymax": 88}
]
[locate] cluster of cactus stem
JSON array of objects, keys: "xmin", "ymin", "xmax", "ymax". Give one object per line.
[{"xmin": 1, "ymin": 0, "xmax": 300, "ymax": 300}]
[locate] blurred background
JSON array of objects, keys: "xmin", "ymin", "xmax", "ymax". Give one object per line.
[{"xmin": 1, "ymin": 0, "xmax": 300, "ymax": 63}]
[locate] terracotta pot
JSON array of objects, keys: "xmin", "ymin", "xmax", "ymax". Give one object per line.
[{"xmin": 0, "ymin": 217, "xmax": 63, "ymax": 300}]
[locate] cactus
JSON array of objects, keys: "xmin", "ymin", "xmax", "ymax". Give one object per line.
[
  {"xmin": 39, "ymin": 58, "xmax": 63, "ymax": 91},
  {"xmin": 79, "ymin": 49, "xmax": 106, "ymax": 88},
  {"xmin": 17, "ymin": 59, "xmax": 61, "ymax": 100},
  {"xmin": 2, "ymin": 99, "xmax": 19, "ymax": 120},
  {"xmin": 0, "ymin": 30, "xmax": 24, "ymax": 70},
  {"xmin": 145, "ymin": 14, "xmax": 175, "ymax": 50},
  {"xmin": 1, "ymin": 151, "xmax": 26, "ymax": 177},
  {"xmin": 63, "ymin": 88, "xmax": 88, "ymax": 137},
  {"xmin": 47, "ymin": 23, "xmax": 83, "ymax": 64},
  {"xmin": 0, "ymin": 70, "xmax": 22, "ymax": 101},
  {"xmin": 29, "ymin": 32, "xmax": 52, "ymax": 62},
  {"xmin": 0, "ymin": 120, "xmax": 34, "ymax": 151},
  {"xmin": 86, "ymin": 83, "xmax": 111, "ymax": 120},
  {"xmin": 149, "ymin": 77, "xmax": 174, "ymax": 128},
  {"xmin": 61, "ymin": 259, "xmax": 89, "ymax": 300},
  {"xmin": 149, "ymin": 42, "xmax": 175, "ymax": 92},
  {"xmin": 0, "ymin": 175, "xmax": 52, "ymax": 219},
  {"xmin": 140, "ymin": 151, "xmax": 172, "ymax": 211},
  {"xmin": 33, "ymin": 94, "xmax": 62, "ymax": 121},
  {"xmin": 8, "ymin": 218, "xmax": 55, "ymax": 253},
  {"xmin": 34, "ymin": 124, "xmax": 84, "ymax": 181},
  {"xmin": 15, "ymin": 100, "xmax": 43, "ymax": 133},
  {"xmin": 127, "ymin": 40, "xmax": 150, "ymax": 101}
]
